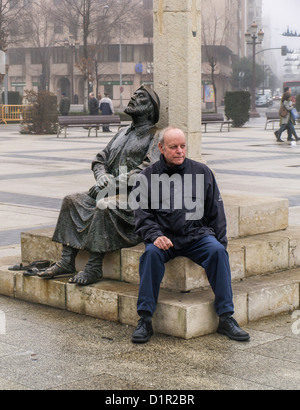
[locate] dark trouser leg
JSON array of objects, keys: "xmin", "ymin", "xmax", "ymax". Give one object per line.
[
  {"xmin": 287, "ymin": 121, "xmax": 299, "ymax": 140},
  {"xmin": 184, "ymin": 236, "xmax": 234, "ymax": 316},
  {"xmin": 137, "ymin": 244, "xmax": 173, "ymax": 316},
  {"xmin": 137, "ymin": 237, "xmax": 234, "ymax": 317},
  {"xmin": 277, "ymin": 124, "xmax": 287, "ymax": 137}
]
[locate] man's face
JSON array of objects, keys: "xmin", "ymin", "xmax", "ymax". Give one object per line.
[
  {"xmin": 159, "ymin": 129, "xmax": 186, "ymax": 167},
  {"xmin": 125, "ymin": 89, "xmax": 154, "ymax": 118}
]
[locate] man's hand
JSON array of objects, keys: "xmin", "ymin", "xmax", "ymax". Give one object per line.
[{"xmin": 153, "ymin": 236, "xmax": 174, "ymax": 250}]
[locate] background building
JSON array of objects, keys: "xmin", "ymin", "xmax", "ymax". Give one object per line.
[
  {"xmin": 4, "ymin": 0, "xmax": 154, "ymax": 109},
  {"xmin": 2, "ymin": 0, "xmax": 263, "ymax": 110}
]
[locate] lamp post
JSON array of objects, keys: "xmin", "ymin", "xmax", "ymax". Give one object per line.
[
  {"xmin": 64, "ymin": 35, "xmax": 80, "ymax": 103},
  {"xmin": 245, "ymin": 22, "xmax": 264, "ymax": 118}
]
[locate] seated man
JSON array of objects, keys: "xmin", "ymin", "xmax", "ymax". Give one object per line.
[
  {"xmin": 131, "ymin": 126, "xmax": 250, "ymax": 343},
  {"xmin": 38, "ymin": 85, "xmax": 161, "ymax": 286}
]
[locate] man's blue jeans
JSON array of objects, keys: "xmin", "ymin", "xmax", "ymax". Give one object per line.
[{"xmin": 137, "ymin": 235, "xmax": 234, "ymax": 317}]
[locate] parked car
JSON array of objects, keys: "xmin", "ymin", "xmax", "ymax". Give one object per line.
[{"xmin": 256, "ymin": 95, "xmax": 269, "ymax": 107}]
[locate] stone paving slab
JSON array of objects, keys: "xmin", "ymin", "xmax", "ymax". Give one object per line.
[{"xmin": 0, "ymin": 294, "xmax": 300, "ymax": 390}]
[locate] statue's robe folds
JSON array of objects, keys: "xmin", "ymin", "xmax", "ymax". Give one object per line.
[{"xmin": 52, "ymin": 124, "xmax": 160, "ymax": 253}]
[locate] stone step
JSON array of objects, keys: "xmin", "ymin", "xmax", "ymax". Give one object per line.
[
  {"xmin": 0, "ymin": 265, "xmax": 299, "ymax": 339},
  {"xmin": 20, "ymin": 194, "xmax": 289, "ymax": 264},
  {"xmin": 222, "ymin": 194, "xmax": 288, "ymax": 239},
  {"xmin": 121, "ymin": 226, "xmax": 300, "ymax": 291},
  {"xmin": 20, "ymin": 226, "xmax": 300, "ymax": 292}
]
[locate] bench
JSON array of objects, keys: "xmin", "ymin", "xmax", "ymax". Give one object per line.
[
  {"xmin": 265, "ymin": 111, "xmax": 280, "ymax": 130},
  {"xmin": 201, "ymin": 113, "xmax": 232, "ymax": 132},
  {"xmin": 57, "ymin": 115, "xmax": 121, "ymax": 138}
]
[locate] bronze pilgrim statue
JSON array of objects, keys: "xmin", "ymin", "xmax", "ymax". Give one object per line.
[{"xmin": 38, "ymin": 85, "xmax": 160, "ymax": 286}]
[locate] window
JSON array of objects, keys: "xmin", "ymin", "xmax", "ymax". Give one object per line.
[
  {"xmin": 9, "ymin": 49, "xmax": 25, "ymax": 65},
  {"xmin": 52, "ymin": 47, "xmax": 69, "ymax": 64},
  {"xmin": 122, "ymin": 45, "xmax": 134, "ymax": 62},
  {"xmin": 54, "ymin": 21, "xmax": 63, "ymax": 34},
  {"xmin": 143, "ymin": 14, "xmax": 153, "ymax": 38},
  {"xmin": 31, "ymin": 49, "xmax": 42, "ymax": 65},
  {"xmin": 108, "ymin": 45, "xmax": 119, "ymax": 62}
]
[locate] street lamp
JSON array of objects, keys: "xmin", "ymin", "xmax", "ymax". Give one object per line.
[
  {"xmin": 245, "ymin": 22, "xmax": 264, "ymax": 117},
  {"xmin": 64, "ymin": 35, "xmax": 80, "ymax": 103}
]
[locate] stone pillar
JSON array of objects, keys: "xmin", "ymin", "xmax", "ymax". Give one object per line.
[{"xmin": 153, "ymin": 0, "xmax": 202, "ymax": 161}]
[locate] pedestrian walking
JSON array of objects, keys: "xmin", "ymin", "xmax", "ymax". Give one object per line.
[
  {"xmin": 99, "ymin": 93, "xmax": 114, "ymax": 132},
  {"xmin": 274, "ymin": 90, "xmax": 300, "ymax": 143}
]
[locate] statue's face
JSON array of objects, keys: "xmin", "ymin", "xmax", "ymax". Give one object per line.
[{"xmin": 125, "ymin": 89, "xmax": 154, "ymax": 119}]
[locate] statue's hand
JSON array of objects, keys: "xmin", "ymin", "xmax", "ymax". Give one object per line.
[
  {"xmin": 88, "ymin": 184, "xmax": 101, "ymax": 199},
  {"xmin": 97, "ymin": 173, "xmax": 114, "ymax": 189}
]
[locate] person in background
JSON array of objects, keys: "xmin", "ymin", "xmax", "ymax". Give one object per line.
[
  {"xmin": 99, "ymin": 93, "xmax": 114, "ymax": 132},
  {"xmin": 88, "ymin": 92, "xmax": 99, "ymax": 115},
  {"xmin": 59, "ymin": 93, "xmax": 70, "ymax": 116},
  {"xmin": 275, "ymin": 88, "xmax": 300, "ymax": 143}
]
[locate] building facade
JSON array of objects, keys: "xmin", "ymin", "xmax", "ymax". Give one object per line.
[
  {"xmin": 3, "ymin": 0, "xmax": 263, "ymax": 109},
  {"xmin": 5, "ymin": 0, "xmax": 154, "ymax": 109}
]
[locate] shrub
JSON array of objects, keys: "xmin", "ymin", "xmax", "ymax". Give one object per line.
[
  {"xmin": 295, "ymin": 95, "xmax": 300, "ymax": 112},
  {"xmin": 1, "ymin": 91, "xmax": 22, "ymax": 105},
  {"xmin": 224, "ymin": 91, "xmax": 251, "ymax": 127},
  {"xmin": 20, "ymin": 90, "xmax": 58, "ymax": 134}
]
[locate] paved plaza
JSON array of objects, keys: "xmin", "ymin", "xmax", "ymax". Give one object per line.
[{"xmin": 1, "ymin": 109, "xmax": 300, "ymax": 390}]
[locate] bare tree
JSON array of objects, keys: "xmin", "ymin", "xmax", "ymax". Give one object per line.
[
  {"xmin": 0, "ymin": 0, "xmax": 28, "ymax": 51},
  {"xmin": 202, "ymin": 2, "xmax": 229, "ymax": 112},
  {"xmin": 51, "ymin": 0, "xmax": 143, "ymax": 110}
]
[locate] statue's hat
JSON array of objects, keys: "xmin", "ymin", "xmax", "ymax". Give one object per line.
[{"xmin": 138, "ymin": 84, "xmax": 160, "ymax": 123}]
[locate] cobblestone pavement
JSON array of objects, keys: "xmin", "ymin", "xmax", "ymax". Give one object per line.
[{"xmin": 1, "ymin": 113, "xmax": 300, "ymax": 391}]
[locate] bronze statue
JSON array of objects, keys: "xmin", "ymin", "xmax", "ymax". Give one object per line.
[{"xmin": 38, "ymin": 85, "xmax": 160, "ymax": 286}]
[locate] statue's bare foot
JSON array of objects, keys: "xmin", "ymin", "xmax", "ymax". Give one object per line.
[
  {"xmin": 69, "ymin": 270, "xmax": 103, "ymax": 286},
  {"xmin": 38, "ymin": 261, "xmax": 75, "ymax": 279}
]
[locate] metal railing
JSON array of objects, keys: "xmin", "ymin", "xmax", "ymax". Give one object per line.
[{"xmin": 0, "ymin": 105, "xmax": 31, "ymax": 124}]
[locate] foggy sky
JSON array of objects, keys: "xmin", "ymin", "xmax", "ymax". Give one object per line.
[{"xmin": 263, "ymin": 0, "xmax": 300, "ymax": 47}]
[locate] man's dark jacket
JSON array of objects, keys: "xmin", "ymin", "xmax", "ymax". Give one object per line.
[
  {"xmin": 89, "ymin": 97, "xmax": 99, "ymax": 115},
  {"xmin": 134, "ymin": 155, "xmax": 228, "ymax": 249}
]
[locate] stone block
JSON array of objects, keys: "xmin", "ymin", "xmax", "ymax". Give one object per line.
[
  {"xmin": 21, "ymin": 228, "xmax": 62, "ymax": 264},
  {"xmin": 21, "ymin": 228, "xmax": 121, "ymax": 280},
  {"xmin": 119, "ymin": 285, "xmax": 248, "ymax": 339},
  {"xmin": 15, "ymin": 273, "xmax": 67, "ymax": 310},
  {"xmin": 121, "ymin": 241, "xmax": 246, "ymax": 292},
  {"xmin": 66, "ymin": 281, "xmax": 136, "ymax": 322},
  {"xmin": 265, "ymin": 227, "xmax": 300, "ymax": 268},
  {"xmin": 0, "ymin": 267, "xmax": 15, "ymax": 297},
  {"xmin": 247, "ymin": 271, "xmax": 300, "ymax": 322},
  {"xmin": 121, "ymin": 244, "xmax": 208, "ymax": 292},
  {"xmin": 223, "ymin": 195, "xmax": 289, "ymax": 238},
  {"xmin": 231, "ymin": 233, "xmax": 289, "ymax": 277}
]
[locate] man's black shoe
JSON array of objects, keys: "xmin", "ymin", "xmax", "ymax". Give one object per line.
[
  {"xmin": 217, "ymin": 316, "xmax": 250, "ymax": 342},
  {"xmin": 132, "ymin": 317, "xmax": 153, "ymax": 344}
]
